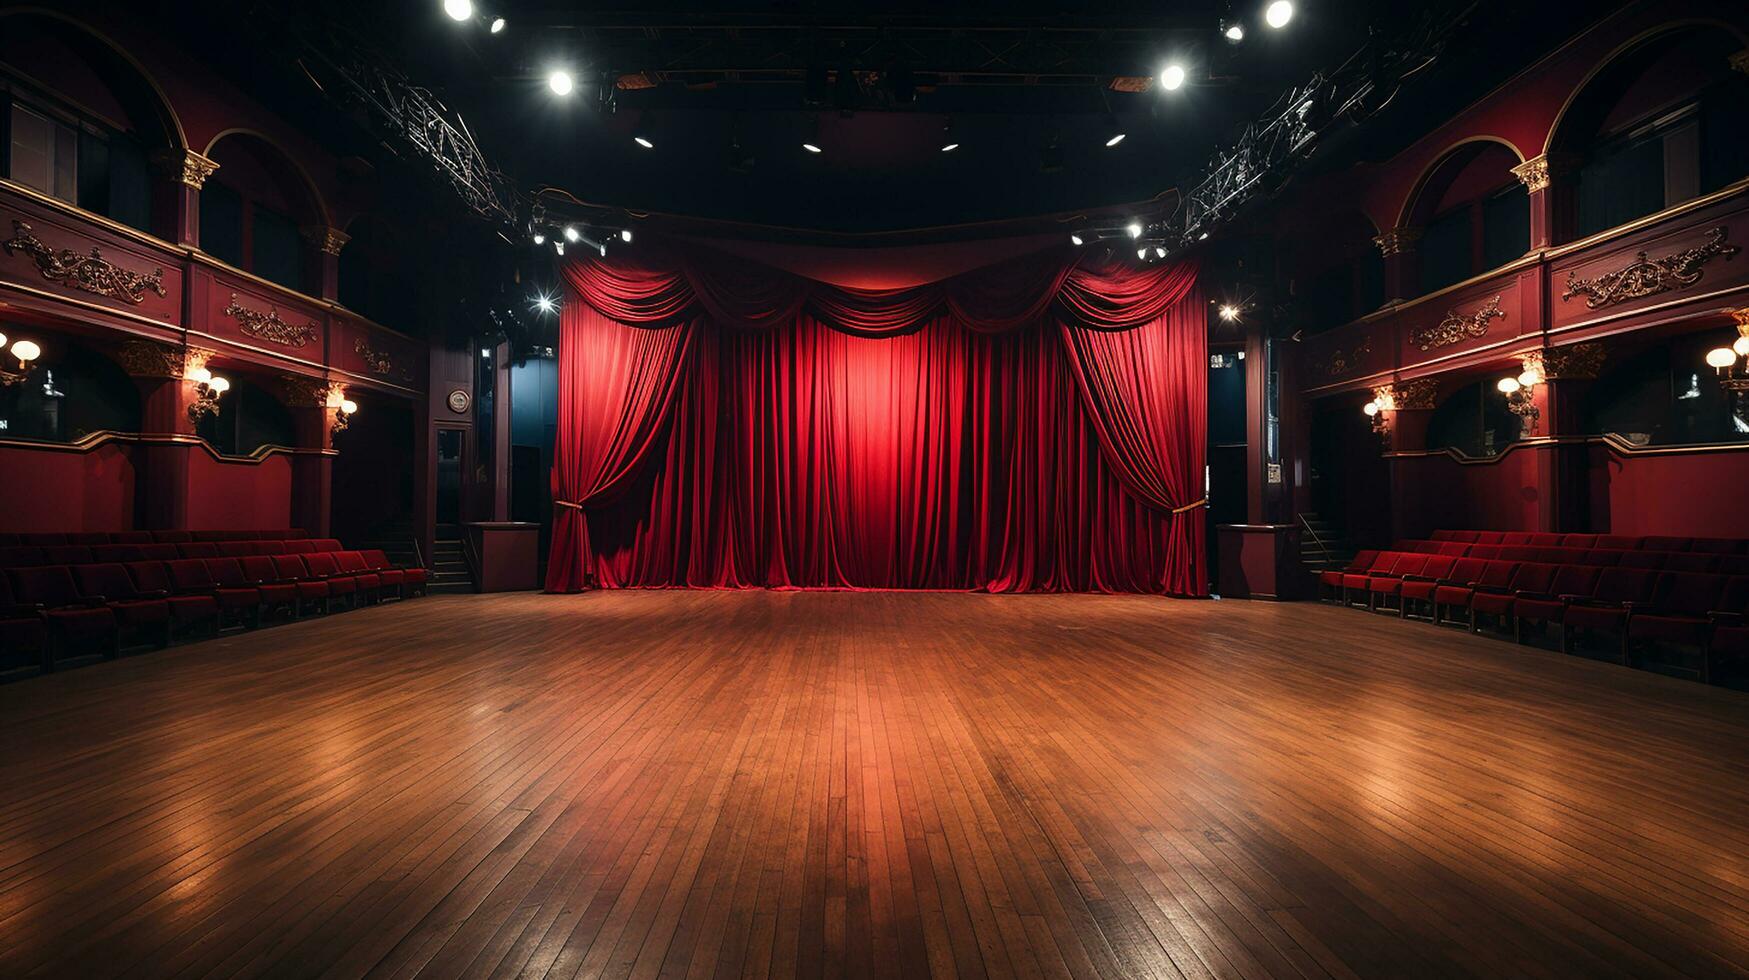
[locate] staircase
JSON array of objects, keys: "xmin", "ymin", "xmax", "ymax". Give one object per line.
[
  {"xmin": 1297, "ymin": 512, "xmax": 1356, "ymax": 573},
  {"xmin": 428, "ymin": 524, "xmax": 473, "ymax": 594}
]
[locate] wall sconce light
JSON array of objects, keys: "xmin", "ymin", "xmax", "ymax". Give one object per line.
[
  {"xmin": 186, "ymin": 366, "xmax": 230, "ymax": 423},
  {"xmin": 332, "ymin": 398, "xmax": 359, "ymax": 435},
  {"xmin": 1496, "ymin": 370, "xmax": 1540, "ymax": 426},
  {"xmin": 1705, "ymin": 311, "xmax": 1749, "ymax": 392},
  {"xmin": 0, "ymin": 330, "xmax": 41, "ymax": 385},
  {"xmin": 1362, "ymin": 387, "xmax": 1393, "ymax": 437}
]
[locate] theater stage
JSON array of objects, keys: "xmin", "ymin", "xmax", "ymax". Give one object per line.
[{"xmin": 2, "ymin": 592, "xmax": 1746, "ymax": 978}]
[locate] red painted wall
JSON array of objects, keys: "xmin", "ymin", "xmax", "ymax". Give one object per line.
[
  {"xmin": 0, "ymin": 443, "xmax": 136, "ymax": 532},
  {"xmin": 183, "ymin": 452, "xmax": 293, "ymax": 531},
  {"xmin": 1588, "ymin": 446, "xmax": 1749, "ymax": 537},
  {"xmin": 1390, "ymin": 449, "xmax": 1547, "ymax": 538}
]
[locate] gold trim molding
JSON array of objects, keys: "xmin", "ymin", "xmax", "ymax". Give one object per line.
[
  {"xmin": 1409, "ymin": 294, "xmax": 1505, "ymax": 351},
  {"xmin": 1536, "ymin": 341, "xmax": 1607, "ymax": 380},
  {"xmin": 1510, "ymin": 156, "xmax": 1552, "ymax": 193},
  {"xmin": 155, "ymin": 149, "xmax": 220, "ymax": 190},
  {"xmin": 1373, "ymin": 227, "xmax": 1422, "ymax": 256},
  {"xmin": 1315, "ymin": 338, "xmax": 1371, "ymax": 378},
  {"xmin": 0, "ymin": 429, "xmax": 337, "ymax": 463},
  {"xmin": 302, "ymin": 226, "xmax": 350, "ymax": 257},
  {"xmin": 2, "ymin": 220, "xmax": 167, "ymax": 305},
  {"xmin": 354, "ymin": 337, "xmax": 393, "ymax": 375},
  {"xmin": 1383, "ymin": 378, "xmax": 1440, "ymax": 410},
  {"xmin": 224, "ymin": 293, "xmax": 319, "ymax": 349},
  {"xmin": 1561, "ymin": 226, "xmax": 1740, "ymax": 309}
]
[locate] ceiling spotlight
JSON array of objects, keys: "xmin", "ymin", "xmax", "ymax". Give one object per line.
[
  {"xmin": 1198, "ymin": 231, "xmax": 1210, "ymax": 240},
  {"xmin": 939, "ymin": 119, "xmax": 960, "ymax": 152},
  {"xmin": 532, "ymin": 232, "xmax": 545, "ymax": 245},
  {"xmin": 1154, "ymin": 246, "xmax": 1167, "ymax": 258},
  {"xmin": 1126, "ymin": 221, "xmax": 1143, "ymax": 239},
  {"xmin": 554, "ymin": 241, "xmax": 565, "ymax": 255},
  {"xmin": 489, "ymin": 16, "xmax": 506, "ymax": 33},
  {"xmin": 1105, "ymin": 131, "xmax": 1126, "ymax": 148},
  {"xmin": 562, "ymin": 225, "xmax": 580, "ymax": 242},
  {"xmin": 1160, "ymin": 64, "xmax": 1187, "ymax": 91},
  {"xmin": 1218, "ymin": 304, "xmax": 1240, "ymax": 321},
  {"xmin": 1706, "ymin": 347, "xmax": 1737, "ymax": 369},
  {"xmin": 634, "ymin": 135, "xmax": 654, "ymax": 149},
  {"xmin": 1137, "ymin": 248, "xmax": 1149, "ymax": 260},
  {"xmin": 1265, "ymin": 0, "xmax": 1294, "ymax": 29},
  {"xmin": 620, "ymin": 229, "xmax": 633, "ymax": 242},
  {"xmin": 1496, "ymin": 376, "xmax": 1521, "ymax": 394},
  {"xmin": 632, "ymin": 112, "xmax": 655, "ymax": 148},
  {"xmin": 1223, "ymin": 22, "xmax": 1245, "ymax": 42},
  {"xmin": 802, "ymin": 115, "xmax": 823, "ymax": 154},
  {"xmin": 1070, "ymin": 233, "xmax": 1084, "ymax": 245},
  {"xmin": 442, "ymin": 0, "xmax": 473, "ymax": 22},
  {"xmin": 532, "ymin": 293, "xmax": 558, "ymax": 315},
  {"xmin": 802, "ymin": 142, "xmax": 823, "ymax": 154},
  {"xmin": 547, "ymin": 70, "xmax": 574, "ymax": 96}
]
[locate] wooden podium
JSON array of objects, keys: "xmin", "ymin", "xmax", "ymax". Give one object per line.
[
  {"xmin": 1215, "ymin": 524, "xmax": 1303, "ymax": 600},
  {"xmin": 465, "ymin": 521, "xmax": 542, "ymax": 592}
]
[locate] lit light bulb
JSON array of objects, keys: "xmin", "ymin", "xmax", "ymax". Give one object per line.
[
  {"xmin": 0, "ymin": 331, "xmax": 8, "ymax": 350},
  {"xmin": 1735, "ymin": 335, "xmax": 1749, "ymax": 357},
  {"xmin": 1265, "ymin": 0, "xmax": 1294, "ymax": 29},
  {"xmin": 1706, "ymin": 347, "xmax": 1738, "ymax": 369},
  {"xmin": 1497, "ymin": 377, "xmax": 1521, "ymax": 394},
  {"xmin": 340, "ymin": 399, "xmax": 358, "ymax": 415},
  {"xmin": 1219, "ymin": 304, "xmax": 1239, "ymax": 321},
  {"xmin": 532, "ymin": 232, "xmax": 546, "ymax": 245},
  {"xmin": 443, "ymin": 0, "xmax": 473, "ymax": 22},
  {"xmin": 802, "ymin": 142, "xmax": 823, "ymax": 153},
  {"xmin": 1070, "ymin": 233, "xmax": 1084, "ymax": 245},
  {"xmin": 10, "ymin": 339, "xmax": 40, "ymax": 366},
  {"xmin": 1363, "ymin": 401, "xmax": 1380, "ymax": 417},
  {"xmin": 620, "ymin": 229, "xmax": 633, "ymax": 242},
  {"xmin": 563, "ymin": 225, "xmax": 580, "ymax": 242},
  {"xmin": 633, "ymin": 135, "xmax": 654, "ymax": 149},
  {"xmin": 1160, "ymin": 64, "xmax": 1186, "ymax": 91},
  {"xmin": 547, "ymin": 71, "xmax": 574, "ymax": 96},
  {"xmin": 1105, "ymin": 132, "xmax": 1126, "ymax": 147},
  {"xmin": 207, "ymin": 376, "xmax": 229, "ymax": 394},
  {"xmin": 187, "ymin": 366, "xmax": 212, "ymax": 384},
  {"xmin": 1517, "ymin": 368, "xmax": 1540, "ymax": 388},
  {"xmin": 1126, "ymin": 221, "xmax": 1143, "ymax": 238},
  {"xmin": 1224, "ymin": 23, "xmax": 1245, "ymax": 42},
  {"xmin": 489, "ymin": 17, "xmax": 506, "ymax": 33}
]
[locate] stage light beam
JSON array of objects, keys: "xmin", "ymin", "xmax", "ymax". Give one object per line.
[
  {"xmin": 1266, "ymin": 1, "xmax": 1294, "ymax": 29},
  {"xmin": 547, "ymin": 70, "xmax": 574, "ymax": 95},
  {"xmin": 490, "ymin": 17, "xmax": 505, "ymax": 33},
  {"xmin": 1161, "ymin": 64, "xmax": 1187, "ymax": 91},
  {"xmin": 443, "ymin": 0, "xmax": 473, "ymax": 22}
]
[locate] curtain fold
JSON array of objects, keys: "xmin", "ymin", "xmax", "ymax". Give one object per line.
[{"xmin": 545, "ymin": 239, "xmax": 1208, "ymax": 596}]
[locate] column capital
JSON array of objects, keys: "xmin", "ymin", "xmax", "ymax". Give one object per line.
[
  {"xmin": 1510, "ymin": 152, "xmax": 1580, "ymax": 193},
  {"xmin": 114, "ymin": 339, "xmax": 213, "ymax": 380},
  {"xmin": 1528, "ymin": 341, "xmax": 1607, "ymax": 382},
  {"xmin": 1373, "ymin": 227, "xmax": 1422, "ymax": 256},
  {"xmin": 154, "ymin": 149, "xmax": 220, "ymax": 190},
  {"xmin": 1379, "ymin": 377, "xmax": 1440, "ymax": 411},
  {"xmin": 1730, "ymin": 49, "xmax": 1749, "ymax": 75},
  {"xmin": 302, "ymin": 226, "xmax": 351, "ymax": 257}
]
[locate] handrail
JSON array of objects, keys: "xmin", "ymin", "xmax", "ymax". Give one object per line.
[{"xmin": 1297, "ymin": 513, "xmax": 1328, "ymax": 555}]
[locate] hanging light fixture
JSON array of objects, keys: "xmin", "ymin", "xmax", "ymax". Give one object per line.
[{"xmin": 0, "ymin": 330, "xmax": 40, "ymax": 386}]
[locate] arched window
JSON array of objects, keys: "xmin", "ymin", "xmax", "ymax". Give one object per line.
[
  {"xmin": 1554, "ymin": 27, "xmax": 1749, "ymax": 239},
  {"xmin": 194, "ymin": 375, "xmax": 295, "ymax": 456},
  {"xmin": 0, "ymin": 14, "xmax": 180, "ymax": 235},
  {"xmin": 1403, "ymin": 141, "xmax": 1529, "ymax": 295},
  {"xmin": 0, "ymin": 336, "xmax": 140, "ymax": 443},
  {"xmin": 1427, "ymin": 379, "xmax": 1523, "ymax": 457},
  {"xmin": 1584, "ymin": 332, "xmax": 1749, "ymax": 447},
  {"xmin": 200, "ymin": 133, "xmax": 326, "ymax": 292}
]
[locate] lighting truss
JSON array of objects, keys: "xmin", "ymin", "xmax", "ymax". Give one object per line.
[{"xmin": 1162, "ymin": 5, "xmax": 1476, "ymax": 256}]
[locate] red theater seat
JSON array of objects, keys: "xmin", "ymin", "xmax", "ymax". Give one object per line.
[
  {"xmin": 1627, "ymin": 572, "xmax": 1728, "ymax": 655},
  {"xmin": 6, "ymin": 566, "xmax": 118, "ymax": 666},
  {"xmin": 216, "ymin": 541, "xmax": 259, "ymax": 558},
  {"xmin": 1560, "ymin": 567, "xmax": 1660, "ymax": 658},
  {"xmin": 1665, "ymin": 553, "xmax": 1718, "ymax": 573},
  {"xmin": 1367, "ymin": 553, "xmax": 1432, "ymax": 613},
  {"xmin": 19, "ymin": 533, "xmax": 68, "ymax": 546},
  {"xmin": 1466, "ymin": 544, "xmax": 1503, "ymax": 560},
  {"xmin": 1500, "ymin": 531, "xmax": 1534, "ymax": 545},
  {"xmin": 333, "ymin": 552, "xmax": 384, "ymax": 601},
  {"xmin": 72, "ymin": 564, "xmax": 173, "ymax": 647},
  {"xmin": 1640, "ymin": 536, "xmax": 1693, "ymax": 553},
  {"xmin": 0, "ymin": 574, "xmax": 47, "ymax": 671},
  {"xmin": 1433, "ymin": 542, "xmax": 1469, "ymax": 557},
  {"xmin": 165, "ymin": 559, "xmax": 260, "ymax": 628},
  {"xmin": 1581, "ymin": 549, "xmax": 1625, "ymax": 566},
  {"xmin": 204, "ymin": 559, "xmax": 266, "ymax": 627},
  {"xmin": 301, "ymin": 553, "xmax": 360, "ymax": 608},
  {"xmin": 1526, "ymin": 533, "xmax": 1562, "ymax": 546},
  {"xmin": 1470, "ymin": 562, "xmax": 1558, "ymax": 631},
  {"xmin": 1473, "ymin": 531, "xmax": 1506, "ymax": 544},
  {"xmin": 0, "ymin": 547, "xmax": 46, "ymax": 569},
  {"xmin": 282, "ymin": 540, "xmax": 316, "ymax": 554},
  {"xmin": 1692, "ymin": 537, "xmax": 1745, "ymax": 555},
  {"xmin": 1594, "ymin": 535, "xmax": 1639, "ymax": 550},
  {"xmin": 362, "ymin": 549, "xmax": 427, "ymax": 597},
  {"xmin": 112, "ymin": 531, "xmax": 154, "ymax": 544},
  {"xmin": 1707, "ymin": 578, "xmax": 1749, "ymax": 679},
  {"xmin": 1618, "ymin": 551, "xmax": 1666, "ymax": 570},
  {"xmin": 178, "ymin": 542, "xmax": 221, "ymax": 559},
  {"xmin": 1434, "ymin": 560, "xmax": 1520, "ymax": 629},
  {"xmin": 1559, "ymin": 534, "xmax": 1597, "ymax": 549},
  {"xmin": 1401, "ymin": 557, "xmax": 1479, "ymax": 621},
  {"xmin": 272, "ymin": 555, "xmax": 334, "ymax": 615},
  {"xmin": 1341, "ymin": 552, "xmax": 1400, "ymax": 602},
  {"xmin": 311, "ymin": 538, "xmax": 344, "ymax": 553},
  {"xmin": 239, "ymin": 556, "xmax": 302, "ymax": 616},
  {"xmin": 1512, "ymin": 564, "xmax": 1603, "ymax": 645},
  {"xmin": 123, "ymin": 561, "xmax": 219, "ymax": 634},
  {"xmin": 1319, "ymin": 550, "xmax": 1378, "ymax": 602},
  {"xmin": 41, "ymin": 545, "xmax": 93, "ymax": 565}
]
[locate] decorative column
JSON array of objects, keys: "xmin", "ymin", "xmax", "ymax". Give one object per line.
[
  {"xmin": 1511, "ymin": 153, "xmax": 1578, "ymax": 249},
  {"xmin": 281, "ymin": 375, "xmax": 339, "ymax": 538},
  {"xmin": 1373, "ymin": 227, "xmax": 1422, "ymax": 305},
  {"xmin": 302, "ymin": 226, "xmax": 349, "ymax": 303},
  {"xmin": 152, "ymin": 149, "xmax": 218, "ymax": 248},
  {"xmin": 1530, "ymin": 342, "xmax": 1607, "ymax": 531},
  {"xmin": 1376, "ymin": 378, "xmax": 1440, "ymax": 543},
  {"xmin": 116, "ymin": 340, "xmax": 210, "ymax": 529}
]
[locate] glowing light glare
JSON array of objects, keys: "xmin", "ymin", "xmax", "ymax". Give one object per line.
[
  {"xmin": 489, "ymin": 17, "xmax": 506, "ymax": 33},
  {"xmin": 1218, "ymin": 304, "xmax": 1240, "ymax": 321},
  {"xmin": 802, "ymin": 142, "xmax": 823, "ymax": 153},
  {"xmin": 633, "ymin": 135, "xmax": 654, "ymax": 149},
  {"xmin": 0, "ymin": 331, "xmax": 7, "ymax": 350},
  {"xmin": 554, "ymin": 241, "xmax": 565, "ymax": 255},
  {"xmin": 940, "ymin": 141, "xmax": 960, "ymax": 152},
  {"xmin": 1137, "ymin": 248, "xmax": 1149, "ymax": 260},
  {"xmin": 1160, "ymin": 64, "xmax": 1186, "ymax": 91},
  {"xmin": 620, "ymin": 229, "xmax": 633, "ymax": 242},
  {"xmin": 562, "ymin": 225, "xmax": 580, "ymax": 242},
  {"xmin": 1224, "ymin": 23, "xmax": 1245, "ymax": 42},
  {"xmin": 1070, "ymin": 233, "xmax": 1084, "ymax": 245},
  {"xmin": 207, "ymin": 375, "xmax": 229, "ymax": 394},
  {"xmin": 1497, "ymin": 377, "xmax": 1521, "ymax": 394},
  {"xmin": 1105, "ymin": 132, "xmax": 1126, "ymax": 147},
  {"xmin": 1125, "ymin": 221, "xmax": 1143, "ymax": 238},
  {"xmin": 547, "ymin": 70, "xmax": 574, "ymax": 95},
  {"xmin": 1707, "ymin": 347, "xmax": 1738, "ymax": 369},
  {"xmin": 1735, "ymin": 334, "xmax": 1749, "ymax": 357},
  {"xmin": 187, "ymin": 366, "xmax": 212, "ymax": 384},
  {"xmin": 532, "ymin": 293, "xmax": 558, "ymax": 314},
  {"xmin": 1265, "ymin": 0, "xmax": 1294, "ymax": 29},
  {"xmin": 443, "ymin": 0, "xmax": 473, "ymax": 22},
  {"xmin": 1517, "ymin": 368, "xmax": 1540, "ymax": 388},
  {"xmin": 1363, "ymin": 401, "xmax": 1380, "ymax": 417},
  {"xmin": 532, "ymin": 232, "xmax": 545, "ymax": 245},
  {"xmin": 340, "ymin": 399, "xmax": 358, "ymax": 415},
  {"xmin": 10, "ymin": 339, "xmax": 40, "ymax": 364}
]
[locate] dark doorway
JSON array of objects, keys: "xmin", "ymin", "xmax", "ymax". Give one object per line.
[{"xmin": 436, "ymin": 427, "xmax": 464, "ymax": 540}]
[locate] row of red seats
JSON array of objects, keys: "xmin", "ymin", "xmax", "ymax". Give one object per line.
[
  {"xmin": 1319, "ymin": 550, "xmax": 1749, "ymax": 683},
  {"xmin": 0, "ymin": 538, "xmax": 342, "ymax": 569},
  {"xmin": 0, "ymin": 529, "xmax": 308, "ymax": 546},
  {"xmin": 1427, "ymin": 530, "xmax": 1745, "ymax": 554},
  {"xmin": 1388, "ymin": 542, "xmax": 1749, "ymax": 575},
  {"xmin": 0, "ymin": 550, "xmax": 428, "ymax": 673}
]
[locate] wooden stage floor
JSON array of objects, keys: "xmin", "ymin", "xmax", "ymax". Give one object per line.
[{"xmin": 2, "ymin": 591, "xmax": 1748, "ymax": 979}]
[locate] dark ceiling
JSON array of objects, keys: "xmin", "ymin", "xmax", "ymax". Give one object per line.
[{"xmin": 166, "ymin": 0, "xmax": 1602, "ymax": 239}]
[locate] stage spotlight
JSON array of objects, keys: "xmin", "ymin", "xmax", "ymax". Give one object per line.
[
  {"xmin": 563, "ymin": 226, "xmax": 580, "ymax": 242},
  {"xmin": 1198, "ymin": 231, "xmax": 1210, "ymax": 240},
  {"xmin": 802, "ymin": 116, "xmax": 823, "ymax": 154},
  {"xmin": 1137, "ymin": 248, "xmax": 1149, "ymax": 260},
  {"xmin": 1223, "ymin": 22, "xmax": 1245, "ymax": 42},
  {"xmin": 443, "ymin": 0, "xmax": 473, "ymax": 22},
  {"xmin": 620, "ymin": 229, "xmax": 633, "ymax": 242},
  {"xmin": 1154, "ymin": 246, "xmax": 1167, "ymax": 258},
  {"xmin": 1105, "ymin": 131, "xmax": 1126, "ymax": 148},
  {"xmin": 1160, "ymin": 64, "xmax": 1187, "ymax": 91},
  {"xmin": 490, "ymin": 17, "xmax": 505, "ymax": 33},
  {"xmin": 940, "ymin": 119, "xmax": 959, "ymax": 152},
  {"xmin": 1218, "ymin": 304, "xmax": 1239, "ymax": 321},
  {"xmin": 1126, "ymin": 221, "xmax": 1143, "ymax": 238},
  {"xmin": 1265, "ymin": 0, "xmax": 1294, "ymax": 29},
  {"xmin": 802, "ymin": 141, "xmax": 822, "ymax": 153},
  {"xmin": 1070, "ymin": 233, "xmax": 1084, "ymax": 245},
  {"xmin": 532, "ymin": 293, "xmax": 558, "ymax": 315},
  {"xmin": 548, "ymin": 70, "xmax": 574, "ymax": 96},
  {"xmin": 554, "ymin": 241, "xmax": 565, "ymax": 255},
  {"xmin": 532, "ymin": 232, "xmax": 545, "ymax": 245},
  {"xmin": 632, "ymin": 112, "xmax": 655, "ymax": 148}
]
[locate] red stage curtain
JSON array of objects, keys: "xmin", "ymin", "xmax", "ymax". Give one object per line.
[{"xmin": 546, "ymin": 242, "xmax": 1207, "ymax": 596}]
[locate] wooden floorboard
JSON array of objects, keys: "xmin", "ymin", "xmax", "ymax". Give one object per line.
[{"xmin": 1, "ymin": 591, "xmax": 1748, "ymax": 978}]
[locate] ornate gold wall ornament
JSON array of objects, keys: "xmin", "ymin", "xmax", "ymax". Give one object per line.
[
  {"xmin": 1732, "ymin": 307, "xmax": 1749, "ymax": 333},
  {"xmin": 354, "ymin": 337, "xmax": 393, "ymax": 375},
  {"xmin": 1510, "ymin": 156, "xmax": 1553, "ymax": 193},
  {"xmin": 1536, "ymin": 342, "xmax": 1606, "ymax": 381},
  {"xmin": 224, "ymin": 293, "xmax": 319, "ymax": 349},
  {"xmin": 1732, "ymin": 49, "xmax": 1749, "ymax": 75},
  {"xmin": 1373, "ymin": 227, "xmax": 1422, "ymax": 256},
  {"xmin": 1317, "ymin": 338, "xmax": 1371, "ymax": 378},
  {"xmin": 303, "ymin": 226, "xmax": 350, "ymax": 257},
  {"xmin": 115, "ymin": 339, "xmax": 187, "ymax": 378},
  {"xmin": 1560, "ymin": 226, "xmax": 1740, "ymax": 309},
  {"xmin": 160, "ymin": 150, "xmax": 220, "ymax": 189},
  {"xmin": 1385, "ymin": 378, "xmax": 1440, "ymax": 410},
  {"xmin": 1409, "ymin": 294, "xmax": 1505, "ymax": 351},
  {"xmin": 2, "ymin": 221, "xmax": 167, "ymax": 305},
  {"xmin": 278, "ymin": 374, "xmax": 331, "ymax": 408}
]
